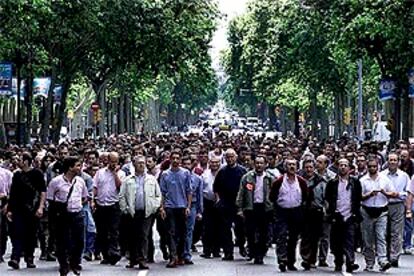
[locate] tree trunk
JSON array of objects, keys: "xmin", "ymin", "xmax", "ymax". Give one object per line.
[
  {"xmin": 119, "ymin": 91, "xmax": 125, "ymax": 133},
  {"xmin": 310, "ymin": 88, "xmax": 318, "ymax": 138},
  {"xmin": 40, "ymin": 65, "xmax": 56, "ymax": 142},
  {"xmin": 52, "ymin": 77, "xmax": 72, "ymax": 144}
]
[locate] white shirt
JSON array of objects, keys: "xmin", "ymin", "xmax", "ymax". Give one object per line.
[
  {"xmin": 336, "ymin": 178, "xmax": 352, "ymax": 220},
  {"xmin": 0, "ymin": 167, "xmax": 12, "ymax": 197},
  {"xmin": 380, "ymin": 169, "xmax": 410, "ymax": 203},
  {"xmin": 254, "ymin": 174, "xmax": 265, "ymax": 203},
  {"xmin": 202, "ymin": 169, "xmax": 216, "ymax": 201},
  {"xmin": 277, "ymin": 174, "xmax": 302, "ymax": 208},
  {"xmin": 360, "ymin": 173, "xmax": 395, "ymax": 208}
]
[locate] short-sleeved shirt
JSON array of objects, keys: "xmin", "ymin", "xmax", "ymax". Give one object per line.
[
  {"xmin": 47, "ymin": 175, "xmax": 88, "ymax": 213},
  {"xmin": 93, "ymin": 168, "xmax": 126, "ymax": 206},
  {"xmin": 360, "ymin": 173, "xmax": 395, "ymax": 208}
]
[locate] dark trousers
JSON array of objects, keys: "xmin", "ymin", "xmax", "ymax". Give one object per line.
[
  {"xmin": 119, "ymin": 213, "xmax": 130, "ymax": 256},
  {"xmin": 95, "ymin": 204, "xmax": 121, "ymax": 261},
  {"xmin": 147, "ymin": 215, "xmax": 156, "ymax": 261},
  {"xmin": 202, "ymin": 199, "xmax": 220, "ymax": 255},
  {"xmin": 128, "ymin": 211, "xmax": 152, "ymax": 263},
  {"xmin": 219, "ymin": 204, "xmax": 246, "ymax": 256},
  {"xmin": 156, "ymin": 214, "xmax": 169, "ymax": 256},
  {"xmin": 9, "ymin": 211, "xmax": 38, "ymax": 262},
  {"xmin": 0, "ymin": 211, "xmax": 8, "ymax": 257},
  {"xmin": 55, "ymin": 211, "xmax": 85, "ymax": 272},
  {"xmin": 300, "ymin": 208, "xmax": 324, "ymax": 265},
  {"xmin": 245, "ymin": 204, "xmax": 270, "ymax": 260},
  {"xmin": 165, "ymin": 208, "xmax": 186, "ymax": 260},
  {"xmin": 274, "ymin": 206, "xmax": 303, "ymax": 265},
  {"xmin": 330, "ymin": 213, "xmax": 356, "ymax": 267},
  {"xmin": 38, "ymin": 210, "xmax": 56, "ymax": 256}
]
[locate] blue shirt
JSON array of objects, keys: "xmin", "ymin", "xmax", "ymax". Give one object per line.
[
  {"xmin": 135, "ymin": 175, "xmax": 145, "ymax": 210},
  {"xmin": 190, "ymin": 173, "xmax": 204, "ymax": 214},
  {"xmin": 160, "ymin": 167, "xmax": 192, "ymax": 209}
]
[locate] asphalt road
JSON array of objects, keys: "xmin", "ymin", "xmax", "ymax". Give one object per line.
[{"xmin": 0, "ymin": 243, "xmax": 413, "ymax": 276}]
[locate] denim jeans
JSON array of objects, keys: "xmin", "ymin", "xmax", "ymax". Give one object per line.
[
  {"xmin": 403, "ymin": 205, "xmax": 414, "ymax": 250},
  {"xmin": 183, "ymin": 206, "xmax": 197, "ymax": 261},
  {"xmin": 83, "ymin": 205, "xmax": 96, "ymax": 255}
]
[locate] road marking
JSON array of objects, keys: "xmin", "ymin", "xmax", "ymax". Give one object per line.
[{"xmin": 138, "ymin": 270, "xmax": 148, "ymax": 276}]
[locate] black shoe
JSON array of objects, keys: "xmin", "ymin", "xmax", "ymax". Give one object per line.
[
  {"xmin": 26, "ymin": 262, "xmax": 36, "ymax": 269},
  {"xmin": 138, "ymin": 262, "xmax": 149, "ymax": 270},
  {"xmin": 125, "ymin": 263, "xmax": 136, "ymax": 269},
  {"xmin": 162, "ymin": 250, "xmax": 169, "ymax": 261},
  {"xmin": 310, "ymin": 264, "xmax": 317, "ymax": 269},
  {"xmin": 318, "ymin": 261, "xmax": 329, "ymax": 267},
  {"xmin": 83, "ymin": 252, "xmax": 93, "ymax": 262},
  {"xmin": 147, "ymin": 258, "xmax": 154, "ymax": 264},
  {"xmin": 46, "ymin": 254, "xmax": 56, "ymax": 262},
  {"xmin": 8, "ymin": 260, "xmax": 19, "ymax": 270},
  {"xmin": 184, "ymin": 259, "xmax": 194, "ymax": 265},
  {"xmin": 200, "ymin": 253, "xmax": 212, "ymax": 259},
  {"xmin": 287, "ymin": 264, "xmax": 298, "ymax": 271},
  {"xmin": 72, "ymin": 267, "xmax": 81, "ymax": 276},
  {"xmin": 109, "ymin": 255, "xmax": 121, "ymax": 265},
  {"xmin": 191, "ymin": 245, "xmax": 198, "ymax": 253},
  {"xmin": 390, "ymin": 260, "xmax": 398, "ymax": 268},
  {"xmin": 380, "ymin": 262, "xmax": 391, "ymax": 272},
  {"xmin": 39, "ymin": 253, "xmax": 47, "ymax": 261},
  {"xmin": 213, "ymin": 252, "xmax": 221, "ymax": 258},
  {"xmin": 166, "ymin": 259, "xmax": 177, "ymax": 268},
  {"xmin": 222, "ymin": 255, "xmax": 234, "ymax": 261},
  {"xmin": 239, "ymin": 247, "xmax": 247, "ymax": 257},
  {"xmin": 279, "ymin": 263, "xmax": 287, "ymax": 272},
  {"xmin": 100, "ymin": 259, "xmax": 111, "ymax": 265},
  {"xmin": 59, "ymin": 268, "xmax": 69, "ymax": 276},
  {"xmin": 334, "ymin": 266, "xmax": 342, "ymax": 272},
  {"xmin": 301, "ymin": 261, "xmax": 311, "ymax": 271},
  {"xmin": 346, "ymin": 263, "xmax": 359, "ymax": 273},
  {"xmin": 0, "ymin": 256, "xmax": 4, "ymax": 263},
  {"xmin": 94, "ymin": 254, "xmax": 102, "ymax": 261},
  {"xmin": 254, "ymin": 258, "xmax": 264, "ymax": 265}
]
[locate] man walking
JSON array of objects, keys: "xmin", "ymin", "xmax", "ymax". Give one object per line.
[
  {"xmin": 360, "ymin": 157, "xmax": 397, "ymax": 272},
  {"xmin": 270, "ymin": 158, "xmax": 308, "ymax": 272},
  {"xmin": 159, "ymin": 150, "xmax": 192, "ymax": 268},
  {"xmin": 213, "ymin": 149, "xmax": 247, "ymax": 260},
  {"xmin": 7, "ymin": 152, "xmax": 46, "ymax": 269},
  {"xmin": 119, "ymin": 155, "xmax": 161, "ymax": 270},
  {"xmin": 236, "ymin": 155, "xmax": 273, "ymax": 265},
  {"xmin": 325, "ymin": 159, "xmax": 361, "ymax": 273},
  {"xmin": 381, "ymin": 152, "xmax": 410, "ymax": 267},
  {"xmin": 93, "ymin": 152, "xmax": 125, "ymax": 265},
  {"xmin": 47, "ymin": 156, "xmax": 88, "ymax": 276}
]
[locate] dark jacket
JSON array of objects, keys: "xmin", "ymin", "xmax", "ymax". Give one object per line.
[
  {"xmin": 269, "ymin": 174, "xmax": 310, "ymax": 208},
  {"xmin": 236, "ymin": 170, "xmax": 274, "ymax": 213},
  {"xmin": 325, "ymin": 176, "xmax": 362, "ymax": 222}
]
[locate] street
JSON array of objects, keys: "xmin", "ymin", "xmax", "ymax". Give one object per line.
[{"xmin": 1, "ymin": 243, "xmax": 413, "ymax": 275}]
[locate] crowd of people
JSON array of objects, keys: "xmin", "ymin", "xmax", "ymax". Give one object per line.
[{"xmin": 0, "ymin": 132, "xmax": 414, "ymax": 275}]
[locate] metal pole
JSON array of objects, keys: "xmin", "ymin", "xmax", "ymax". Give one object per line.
[{"xmin": 357, "ymin": 59, "xmax": 363, "ymax": 140}]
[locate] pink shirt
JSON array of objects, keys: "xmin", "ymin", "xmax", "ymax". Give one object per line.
[
  {"xmin": 47, "ymin": 175, "xmax": 88, "ymax": 213},
  {"xmin": 0, "ymin": 167, "xmax": 12, "ymax": 197},
  {"xmin": 93, "ymin": 168, "xmax": 125, "ymax": 206}
]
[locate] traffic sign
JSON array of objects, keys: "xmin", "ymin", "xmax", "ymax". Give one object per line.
[{"xmin": 91, "ymin": 102, "xmax": 100, "ymax": 111}]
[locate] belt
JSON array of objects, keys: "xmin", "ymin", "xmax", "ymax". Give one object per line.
[{"xmin": 388, "ymin": 201, "xmax": 404, "ymax": 206}]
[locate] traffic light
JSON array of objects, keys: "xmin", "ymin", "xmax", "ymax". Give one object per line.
[
  {"xmin": 344, "ymin": 107, "xmax": 351, "ymax": 125},
  {"xmin": 92, "ymin": 109, "xmax": 102, "ymax": 125}
]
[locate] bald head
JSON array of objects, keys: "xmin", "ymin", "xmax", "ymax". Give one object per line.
[
  {"xmin": 225, "ymin": 148, "xmax": 237, "ymax": 167},
  {"xmin": 107, "ymin": 152, "xmax": 119, "ymax": 171}
]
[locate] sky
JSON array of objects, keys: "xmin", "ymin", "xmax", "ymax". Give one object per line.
[{"xmin": 210, "ymin": 0, "xmax": 249, "ymax": 72}]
